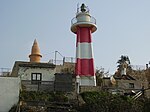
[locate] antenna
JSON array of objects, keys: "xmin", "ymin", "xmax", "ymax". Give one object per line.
[{"xmin": 77, "ymin": 3, "xmax": 79, "ymax": 13}]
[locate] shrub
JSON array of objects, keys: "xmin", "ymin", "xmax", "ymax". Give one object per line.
[{"xmin": 80, "ymin": 91, "xmax": 133, "ymax": 112}]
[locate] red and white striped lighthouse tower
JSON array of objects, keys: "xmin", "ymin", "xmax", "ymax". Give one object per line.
[{"xmin": 71, "ymin": 4, "xmax": 97, "ymax": 86}]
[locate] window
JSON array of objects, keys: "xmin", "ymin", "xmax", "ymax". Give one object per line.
[
  {"xmin": 31, "ymin": 73, "xmax": 42, "ymax": 84},
  {"xmin": 129, "ymin": 83, "xmax": 134, "ymax": 88}
]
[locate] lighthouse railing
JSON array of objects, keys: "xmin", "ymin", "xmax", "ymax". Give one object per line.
[
  {"xmin": 48, "ymin": 57, "xmax": 75, "ymax": 65},
  {"xmin": 71, "ymin": 16, "xmax": 96, "ymax": 25},
  {"xmin": 0, "ymin": 68, "xmax": 11, "ymax": 76}
]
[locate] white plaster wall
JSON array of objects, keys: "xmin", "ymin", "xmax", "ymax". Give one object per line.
[
  {"xmin": 0, "ymin": 77, "xmax": 20, "ymax": 112},
  {"xmin": 18, "ymin": 67, "xmax": 56, "ymax": 81}
]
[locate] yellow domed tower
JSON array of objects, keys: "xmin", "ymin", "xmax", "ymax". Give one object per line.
[{"xmin": 29, "ymin": 39, "xmax": 42, "ymax": 62}]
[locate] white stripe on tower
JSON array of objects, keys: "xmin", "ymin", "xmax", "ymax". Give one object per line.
[{"xmin": 76, "ymin": 43, "xmax": 93, "ymax": 59}]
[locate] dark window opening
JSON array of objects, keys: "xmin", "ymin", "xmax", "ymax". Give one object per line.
[
  {"xmin": 129, "ymin": 83, "xmax": 134, "ymax": 88},
  {"xmin": 31, "ymin": 73, "xmax": 42, "ymax": 84}
]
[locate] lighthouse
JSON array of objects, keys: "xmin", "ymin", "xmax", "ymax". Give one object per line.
[{"xmin": 71, "ymin": 4, "xmax": 97, "ymax": 86}]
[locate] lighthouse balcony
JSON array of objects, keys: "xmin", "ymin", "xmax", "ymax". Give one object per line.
[
  {"xmin": 71, "ymin": 16, "xmax": 97, "ymax": 33},
  {"xmin": 71, "ymin": 16, "xmax": 96, "ymax": 26}
]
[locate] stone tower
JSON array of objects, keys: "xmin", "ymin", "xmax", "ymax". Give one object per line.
[{"xmin": 29, "ymin": 39, "xmax": 42, "ymax": 62}]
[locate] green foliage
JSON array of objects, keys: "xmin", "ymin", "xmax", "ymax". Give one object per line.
[
  {"xmin": 96, "ymin": 68, "xmax": 109, "ymax": 86},
  {"xmin": 80, "ymin": 91, "xmax": 113, "ymax": 112},
  {"xmin": 143, "ymin": 98, "xmax": 150, "ymax": 112},
  {"xmin": 117, "ymin": 55, "xmax": 130, "ymax": 66},
  {"xmin": 20, "ymin": 91, "xmax": 68, "ymax": 102},
  {"xmin": 117, "ymin": 55, "xmax": 131, "ymax": 72},
  {"xmin": 9, "ymin": 105, "xmax": 17, "ymax": 112},
  {"xmin": 80, "ymin": 91, "xmax": 150, "ymax": 112},
  {"xmin": 54, "ymin": 92, "xmax": 68, "ymax": 102}
]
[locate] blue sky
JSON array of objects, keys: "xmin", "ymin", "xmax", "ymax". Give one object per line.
[{"xmin": 0, "ymin": 0, "xmax": 150, "ymax": 74}]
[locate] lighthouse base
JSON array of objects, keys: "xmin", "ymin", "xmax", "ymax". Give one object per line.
[{"xmin": 76, "ymin": 75, "xmax": 96, "ymax": 86}]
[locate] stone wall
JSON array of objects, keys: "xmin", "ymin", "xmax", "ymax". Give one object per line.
[
  {"xmin": 80, "ymin": 86, "xmax": 101, "ymax": 93},
  {"xmin": 55, "ymin": 73, "xmax": 73, "ymax": 92}
]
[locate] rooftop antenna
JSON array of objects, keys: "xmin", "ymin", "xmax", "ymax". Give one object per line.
[{"xmin": 77, "ymin": 3, "xmax": 79, "ymax": 13}]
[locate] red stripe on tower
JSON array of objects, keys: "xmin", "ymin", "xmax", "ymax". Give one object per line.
[
  {"xmin": 71, "ymin": 3, "xmax": 97, "ymax": 86},
  {"xmin": 76, "ymin": 27, "xmax": 92, "ymax": 43},
  {"xmin": 76, "ymin": 58, "xmax": 94, "ymax": 76}
]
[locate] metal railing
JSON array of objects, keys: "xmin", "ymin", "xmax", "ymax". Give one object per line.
[
  {"xmin": 64, "ymin": 57, "xmax": 76, "ymax": 63},
  {"xmin": 71, "ymin": 16, "xmax": 96, "ymax": 26},
  {"xmin": 0, "ymin": 68, "xmax": 11, "ymax": 76},
  {"xmin": 48, "ymin": 57, "xmax": 75, "ymax": 65},
  {"xmin": 131, "ymin": 65, "xmax": 146, "ymax": 70}
]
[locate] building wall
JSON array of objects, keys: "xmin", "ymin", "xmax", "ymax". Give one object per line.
[
  {"xmin": 102, "ymin": 78, "xmax": 112, "ymax": 87},
  {"xmin": 56, "ymin": 62, "xmax": 75, "ymax": 73},
  {"xmin": 0, "ymin": 77, "xmax": 20, "ymax": 112},
  {"xmin": 117, "ymin": 80, "xmax": 142, "ymax": 90},
  {"xmin": 145, "ymin": 89, "xmax": 150, "ymax": 98},
  {"xmin": 103, "ymin": 78, "xmax": 143, "ymax": 89},
  {"xmin": 18, "ymin": 67, "xmax": 56, "ymax": 81},
  {"xmin": 116, "ymin": 80, "xmax": 143, "ymax": 94},
  {"xmin": 102, "ymin": 77, "xmax": 150, "ymax": 98},
  {"xmin": 55, "ymin": 73, "xmax": 73, "ymax": 92}
]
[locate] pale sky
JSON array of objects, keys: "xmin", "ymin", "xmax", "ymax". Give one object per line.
[{"xmin": 0, "ymin": 0, "xmax": 150, "ymax": 74}]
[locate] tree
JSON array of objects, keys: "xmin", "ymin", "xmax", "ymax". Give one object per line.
[
  {"xmin": 117, "ymin": 55, "xmax": 130, "ymax": 68},
  {"xmin": 116, "ymin": 55, "xmax": 132, "ymax": 76},
  {"xmin": 95, "ymin": 67, "xmax": 109, "ymax": 86}
]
